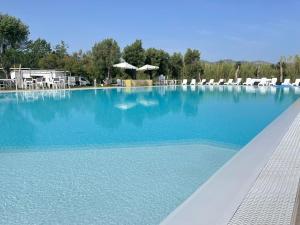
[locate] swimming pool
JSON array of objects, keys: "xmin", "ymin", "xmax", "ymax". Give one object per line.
[{"xmin": 0, "ymin": 86, "xmax": 299, "ymax": 225}]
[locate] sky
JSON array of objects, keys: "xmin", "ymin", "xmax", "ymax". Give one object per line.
[{"xmin": 1, "ymin": 0, "xmax": 300, "ymax": 62}]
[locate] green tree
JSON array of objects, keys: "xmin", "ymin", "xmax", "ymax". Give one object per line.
[
  {"xmin": 144, "ymin": 48, "xmax": 169, "ymax": 79},
  {"xmin": 23, "ymin": 38, "xmax": 51, "ymax": 68},
  {"xmin": 0, "ymin": 14, "xmax": 29, "ymax": 77},
  {"xmin": 91, "ymin": 38, "xmax": 121, "ymax": 81},
  {"xmin": 183, "ymin": 48, "xmax": 202, "ymax": 79},
  {"xmin": 54, "ymin": 41, "xmax": 68, "ymax": 58},
  {"xmin": 38, "ymin": 53, "xmax": 60, "ymax": 69},
  {"xmin": 234, "ymin": 61, "xmax": 241, "ymax": 79},
  {"xmin": 38, "ymin": 41, "xmax": 69, "ymax": 69},
  {"xmin": 123, "ymin": 40, "xmax": 145, "ymax": 67},
  {"xmin": 169, "ymin": 53, "xmax": 183, "ymax": 79}
]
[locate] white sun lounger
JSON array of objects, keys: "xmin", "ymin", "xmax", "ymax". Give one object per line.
[
  {"xmin": 282, "ymin": 79, "xmax": 291, "ymax": 86},
  {"xmin": 207, "ymin": 79, "xmax": 214, "ymax": 85},
  {"xmin": 233, "ymin": 78, "xmax": 242, "ymax": 85},
  {"xmin": 224, "ymin": 79, "xmax": 233, "ymax": 85},
  {"xmin": 190, "ymin": 79, "xmax": 196, "ymax": 85},
  {"xmin": 270, "ymin": 78, "xmax": 277, "ymax": 86},
  {"xmin": 214, "ymin": 79, "xmax": 225, "ymax": 85},
  {"xmin": 292, "ymin": 79, "xmax": 300, "ymax": 86},
  {"xmin": 198, "ymin": 79, "xmax": 206, "ymax": 85},
  {"xmin": 258, "ymin": 77, "xmax": 268, "ymax": 86},
  {"xmin": 243, "ymin": 78, "xmax": 252, "ymax": 85},
  {"xmin": 182, "ymin": 79, "xmax": 188, "ymax": 85}
]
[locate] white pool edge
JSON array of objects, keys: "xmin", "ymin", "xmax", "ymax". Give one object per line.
[{"xmin": 160, "ymin": 99, "xmax": 300, "ymax": 225}]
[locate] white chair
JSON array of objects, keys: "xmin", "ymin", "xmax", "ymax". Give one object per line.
[
  {"xmin": 282, "ymin": 79, "xmax": 291, "ymax": 86},
  {"xmin": 53, "ymin": 78, "xmax": 60, "ymax": 89},
  {"xmin": 207, "ymin": 79, "xmax": 214, "ymax": 85},
  {"xmin": 224, "ymin": 79, "xmax": 233, "ymax": 85},
  {"xmin": 68, "ymin": 76, "xmax": 76, "ymax": 87},
  {"xmin": 258, "ymin": 77, "xmax": 268, "ymax": 86},
  {"xmin": 59, "ymin": 78, "xmax": 66, "ymax": 89},
  {"xmin": 270, "ymin": 78, "xmax": 277, "ymax": 86},
  {"xmin": 198, "ymin": 79, "xmax": 206, "ymax": 85},
  {"xmin": 233, "ymin": 78, "xmax": 242, "ymax": 85},
  {"xmin": 35, "ymin": 77, "xmax": 45, "ymax": 89},
  {"xmin": 214, "ymin": 78, "xmax": 225, "ymax": 85},
  {"xmin": 292, "ymin": 79, "xmax": 300, "ymax": 86},
  {"xmin": 182, "ymin": 79, "xmax": 188, "ymax": 85},
  {"xmin": 190, "ymin": 79, "xmax": 196, "ymax": 85},
  {"xmin": 243, "ymin": 78, "xmax": 252, "ymax": 86},
  {"xmin": 24, "ymin": 78, "xmax": 34, "ymax": 89}
]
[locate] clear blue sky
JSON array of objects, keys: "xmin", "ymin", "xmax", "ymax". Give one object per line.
[{"xmin": 1, "ymin": 0, "xmax": 300, "ymax": 62}]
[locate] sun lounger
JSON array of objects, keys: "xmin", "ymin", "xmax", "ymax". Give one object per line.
[
  {"xmin": 292, "ymin": 79, "xmax": 300, "ymax": 86},
  {"xmin": 198, "ymin": 79, "xmax": 206, "ymax": 85},
  {"xmin": 258, "ymin": 77, "xmax": 268, "ymax": 86},
  {"xmin": 233, "ymin": 78, "xmax": 242, "ymax": 85},
  {"xmin": 182, "ymin": 79, "xmax": 188, "ymax": 85},
  {"xmin": 190, "ymin": 79, "xmax": 196, "ymax": 85},
  {"xmin": 207, "ymin": 79, "xmax": 214, "ymax": 85},
  {"xmin": 270, "ymin": 78, "xmax": 277, "ymax": 86},
  {"xmin": 243, "ymin": 78, "xmax": 252, "ymax": 85},
  {"xmin": 214, "ymin": 79, "xmax": 225, "ymax": 85},
  {"xmin": 282, "ymin": 79, "xmax": 291, "ymax": 86},
  {"xmin": 224, "ymin": 79, "xmax": 233, "ymax": 85}
]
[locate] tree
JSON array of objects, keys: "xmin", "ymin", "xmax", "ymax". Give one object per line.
[
  {"xmin": 234, "ymin": 61, "xmax": 241, "ymax": 80},
  {"xmin": 54, "ymin": 41, "xmax": 68, "ymax": 58},
  {"xmin": 38, "ymin": 41, "xmax": 69, "ymax": 69},
  {"xmin": 123, "ymin": 40, "xmax": 145, "ymax": 67},
  {"xmin": 277, "ymin": 58, "xmax": 287, "ymax": 82},
  {"xmin": 23, "ymin": 38, "xmax": 51, "ymax": 68},
  {"xmin": 91, "ymin": 38, "xmax": 121, "ymax": 81},
  {"xmin": 38, "ymin": 53, "xmax": 60, "ymax": 69},
  {"xmin": 183, "ymin": 49, "xmax": 202, "ymax": 79},
  {"xmin": 169, "ymin": 53, "xmax": 183, "ymax": 79},
  {"xmin": 0, "ymin": 14, "xmax": 29, "ymax": 77},
  {"xmin": 144, "ymin": 48, "xmax": 169, "ymax": 79}
]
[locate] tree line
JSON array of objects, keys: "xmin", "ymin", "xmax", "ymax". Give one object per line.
[{"xmin": 1, "ymin": 14, "xmax": 300, "ymax": 82}]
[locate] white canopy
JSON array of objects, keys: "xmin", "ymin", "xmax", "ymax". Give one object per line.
[
  {"xmin": 137, "ymin": 64, "xmax": 159, "ymax": 71},
  {"xmin": 113, "ymin": 62, "xmax": 137, "ymax": 70}
]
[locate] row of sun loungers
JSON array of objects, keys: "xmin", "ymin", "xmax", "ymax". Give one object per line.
[{"xmin": 181, "ymin": 78, "xmax": 300, "ymax": 87}]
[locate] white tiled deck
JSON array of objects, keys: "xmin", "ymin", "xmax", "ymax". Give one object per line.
[{"xmin": 228, "ymin": 112, "xmax": 300, "ymax": 225}]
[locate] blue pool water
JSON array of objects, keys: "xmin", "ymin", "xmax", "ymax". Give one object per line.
[{"xmin": 0, "ymin": 86, "xmax": 299, "ymax": 225}]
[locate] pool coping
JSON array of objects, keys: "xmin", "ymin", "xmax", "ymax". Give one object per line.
[{"xmin": 160, "ymin": 99, "xmax": 300, "ymax": 225}]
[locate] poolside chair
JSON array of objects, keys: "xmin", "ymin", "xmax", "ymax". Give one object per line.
[
  {"xmin": 190, "ymin": 79, "xmax": 196, "ymax": 85},
  {"xmin": 67, "ymin": 77, "xmax": 76, "ymax": 87},
  {"xmin": 214, "ymin": 79, "xmax": 225, "ymax": 85},
  {"xmin": 36, "ymin": 77, "xmax": 45, "ymax": 89},
  {"xmin": 52, "ymin": 78, "xmax": 61, "ymax": 89},
  {"xmin": 24, "ymin": 78, "xmax": 34, "ymax": 89},
  {"xmin": 292, "ymin": 79, "xmax": 300, "ymax": 86},
  {"xmin": 198, "ymin": 79, "xmax": 207, "ymax": 85},
  {"xmin": 59, "ymin": 78, "xmax": 66, "ymax": 89},
  {"xmin": 258, "ymin": 77, "xmax": 268, "ymax": 86},
  {"xmin": 207, "ymin": 79, "xmax": 214, "ymax": 85},
  {"xmin": 282, "ymin": 79, "xmax": 291, "ymax": 86},
  {"xmin": 243, "ymin": 78, "xmax": 252, "ymax": 86},
  {"xmin": 116, "ymin": 79, "xmax": 123, "ymax": 86},
  {"xmin": 182, "ymin": 79, "xmax": 188, "ymax": 85},
  {"xmin": 270, "ymin": 78, "xmax": 277, "ymax": 86},
  {"xmin": 224, "ymin": 79, "xmax": 233, "ymax": 85},
  {"xmin": 233, "ymin": 78, "xmax": 242, "ymax": 85}
]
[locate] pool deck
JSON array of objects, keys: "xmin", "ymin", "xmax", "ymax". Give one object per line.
[{"xmin": 161, "ymin": 99, "xmax": 300, "ymax": 225}]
